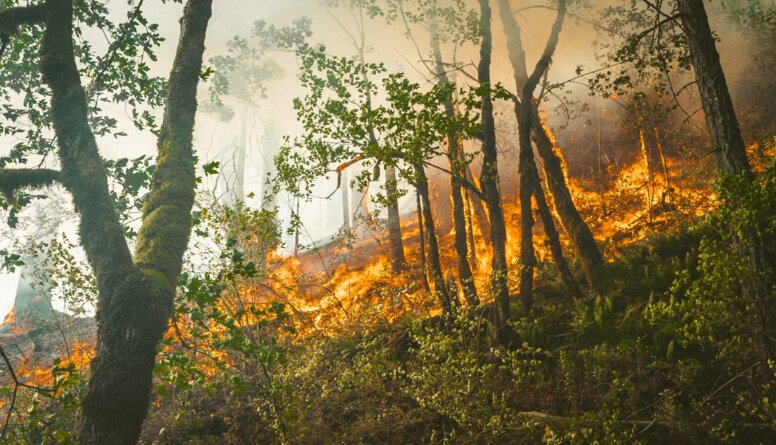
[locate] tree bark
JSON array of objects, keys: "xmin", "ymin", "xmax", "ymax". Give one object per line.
[
  {"xmin": 514, "ymin": 0, "xmax": 567, "ymax": 307},
  {"xmin": 37, "ymin": 0, "xmax": 212, "ymax": 443},
  {"xmin": 531, "ymin": 168, "xmax": 583, "ymax": 300},
  {"xmin": 677, "ymin": 0, "xmax": 775, "ymax": 361},
  {"xmin": 465, "ymin": 163, "xmax": 491, "ymax": 246},
  {"xmin": 478, "ymin": 0, "xmax": 511, "ymax": 331},
  {"xmin": 385, "ymin": 165, "xmax": 406, "ymax": 274},
  {"xmin": 430, "ymin": 21, "xmax": 479, "ymax": 307},
  {"xmin": 416, "ymin": 188, "xmax": 431, "ymax": 293},
  {"xmin": 517, "ymin": 103, "xmax": 537, "ymax": 308},
  {"xmin": 498, "ymin": 0, "xmax": 607, "ymax": 290},
  {"xmin": 464, "ymin": 187, "xmax": 479, "ymax": 269},
  {"xmin": 676, "ymin": 0, "xmax": 751, "ymax": 176},
  {"xmin": 415, "ymin": 164, "xmax": 453, "ymax": 314}
]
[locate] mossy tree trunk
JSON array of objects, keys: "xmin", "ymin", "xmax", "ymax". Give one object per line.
[{"xmin": 35, "ymin": 0, "xmax": 213, "ymax": 443}]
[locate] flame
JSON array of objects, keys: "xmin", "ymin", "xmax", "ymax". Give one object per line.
[{"xmin": 7, "ymin": 139, "xmax": 772, "ymax": 396}]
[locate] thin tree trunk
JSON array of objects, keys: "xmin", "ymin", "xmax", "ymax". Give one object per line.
[
  {"xmin": 514, "ymin": 0, "xmax": 567, "ymax": 307},
  {"xmin": 385, "ymin": 165, "xmax": 406, "ymax": 274},
  {"xmin": 478, "ymin": 0, "xmax": 511, "ymax": 332},
  {"xmin": 341, "ymin": 169, "xmax": 351, "ymax": 232},
  {"xmin": 430, "ymin": 21, "xmax": 479, "ymax": 306},
  {"xmin": 464, "ymin": 187, "xmax": 479, "ymax": 270},
  {"xmin": 637, "ymin": 120, "xmax": 655, "ymax": 224},
  {"xmin": 465, "ymin": 164, "xmax": 491, "ymax": 245},
  {"xmin": 417, "ymin": 188, "xmax": 431, "ymax": 293},
  {"xmin": 415, "ymin": 163, "xmax": 453, "ymax": 313},
  {"xmin": 653, "ymin": 128, "xmax": 670, "ymax": 191},
  {"xmin": 517, "ymin": 105, "xmax": 537, "ymax": 308},
  {"xmin": 498, "ymin": 0, "xmax": 607, "ymax": 290},
  {"xmin": 531, "ymin": 172, "xmax": 583, "ymax": 299},
  {"xmin": 293, "ymin": 196, "xmax": 301, "ymax": 256}
]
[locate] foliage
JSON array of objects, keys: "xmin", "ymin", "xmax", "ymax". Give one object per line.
[
  {"xmin": 203, "ymin": 18, "xmax": 311, "ymax": 121},
  {"xmin": 274, "ymin": 43, "xmax": 484, "ymax": 201},
  {"xmin": 0, "ymin": 0, "xmax": 168, "ymax": 170}
]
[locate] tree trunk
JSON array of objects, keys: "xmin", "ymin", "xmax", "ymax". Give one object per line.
[
  {"xmin": 464, "ymin": 187, "xmax": 479, "ymax": 270},
  {"xmin": 531, "ymin": 169, "xmax": 583, "ymax": 300},
  {"xmin": 416, "ymin": 188, "xmax": 431, "ymax": 293},
  {"xmin": 430, "ymin": 21, "xmax": 479, "ymax": 307},
  {"xmin": 678, "ymin": 0, "xmax": 775, "ymax": 361},
  {"xmin": 465, "ymin": 164, "xmax": 491, "ymax": 246},
  {"xmin": 415, "ymin": 164, "xmax": 453, "ymax": 313},
  {"xmin": 498, "ymin": 0, "xmax": 607, "ymax": 290},
  {"xmin": 513, "ymin": 0, "xmax": 567, "ymax": 307},
  {"xmin": 533, "ymin": 120, "xmax": 608, "ymax": 289},
  {"xmin": 478, "ymin": 0, "xmax": 511, "ymax": 331},
  {"xmin": 517, "ymin": 102, "xmax": 537, "ymax": 309},
  {"xmin": 677, "ymin": 0, "xmax": 752, "ymax": 176},
  {"xmin": 39, "ymin": 0, "xmax": 212, "ymax": 443},
  {"xmin": 450, "ymin": 165, "xmax": 479, "ymax": 306},
  {"xmin": 385, "ymin": 165, "xmax": 406, "ymax": 274}
]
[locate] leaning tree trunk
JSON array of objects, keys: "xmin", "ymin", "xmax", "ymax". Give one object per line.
[
  {"xmin": 532, "ymin": 120, "xmax": 608, "ymax": 288},
  {"xmin": 478, "ymin": 0, "xmax": 511, "ymax": 332},
  {"xmin": 465, "ymin": 163, "xmax": 491, "ymax": 245},
  {"xmin": 385, "ymin": 164, "xmax": 407, "ymax": 274},
  {"xmin": 449, "ymin": 157, "xmax": 480, "ymax": 306},
  {"xmin": 677, "ymin": 0, "xmax": 751, "ymax": 176},
  {"xmin": 531, "ymin": 165, "xmax": 583, "ymax": 300},
  {"xmin": 513, "ymin": 0, "xmax": 567, "ymax": 308},
  {"xmin": 39, "ymin": 0, "xmax": 212, "ymax": 443},
  {"xmin": 678, "ymin": 0, "xmax": 775, "ymax": 361},
  {"xmin": 430, "ymin": 22, "xmax": 479, "ymax": 307},
  {"xmin": 498, "ymin": 0, "xmax": 607, "ymax": 290},
  {"xmin": 415, "ymin": 163, "xmax": 453, "ymax": 314}
]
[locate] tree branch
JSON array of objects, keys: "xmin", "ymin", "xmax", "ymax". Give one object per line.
[
  {"xmin": 0, "ymin": 3, "xmax": 47, "ymax": 55},
  {"xmin": 523, "ymin": 0, "xmax": 566, "ymax": 99},
  {"xmin": 0, "ymin": 3, "xmax": 47, "ymax": 33},
  {"xmin": 0, "ymin": 168, "xmax": 60, "ymax": 195},
  {"xmin": 134, "ymin": 0, "xmax": 212, "ymax": 285}
]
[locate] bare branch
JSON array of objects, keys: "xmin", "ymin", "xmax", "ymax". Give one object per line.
[{"xmin": 523, "ymin": 0, "xmax": 567, "ymax": 98}]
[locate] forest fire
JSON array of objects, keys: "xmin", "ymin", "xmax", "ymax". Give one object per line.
[
  {"xmin": 247, "ymin": 147, "xmax": 722, "ymax": 335},
  {"xmin": 0, "ymin": 0, "xmax": 775, "ymax": 443}
]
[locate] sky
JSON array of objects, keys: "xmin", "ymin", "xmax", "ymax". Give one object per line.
[{"xmin": 0, "ymin": 0, "xmax": 761, "ymax": 319}]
